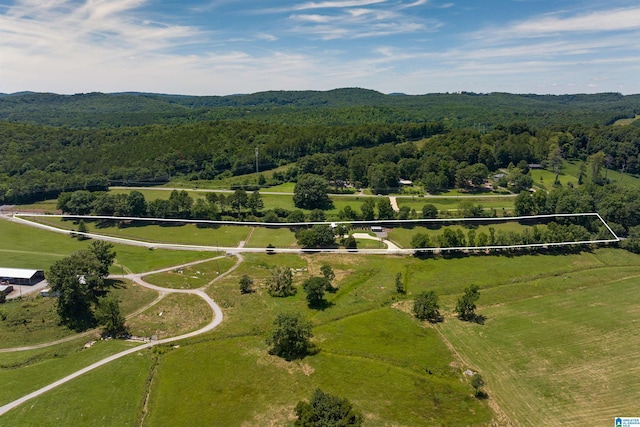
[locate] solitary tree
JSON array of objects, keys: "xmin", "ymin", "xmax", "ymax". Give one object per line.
[
  {"xmin": 395, "ymin": 272, "xmax": 406, "ymax": 294},
  {"xmin": 360, "ymin": 199, "xmax": 376, "ymax": 221},
  {"xmin": 48, "ymin": 243, "xmax": 116, "ymax": 331},
  {"xmin": 302, "ymin": 277, "xmax": 328, "ymax": 308},
  {"xmin": 293, "ymin": 174, "xmax": 333, "ymax": 210},
  {"xmin": 320, "ymin": 264, "xmax": 335, "ymax": 290},
  {"xmin": 422, "ymin": 203, "xmax": 438, "ymax": 219},
  {"xmin": 266, "ymin": 312, "xmax": 313, "ymax": 360},
  {"xmin": 77, "ymin": 220, "xmax": 88, "ymax": 237},
  {"xmin": 239, "ymin": 275, "xmax": 254, "ymax": 294},
  {"xmin": 127, "ymin": 190, "xmax": 147, "ymax": 217},
  {"xmin": 547, "ymin": 145, "xmax": 563, "ymax": 185},
  {"xmin": 377, "ymin": 198, "xmax": 395, "ymax": 220},
  {"xmin": 295, "ymin": 388, "xmax": 363, "ymax": 427},
  {"xmin": 413, "ymin": 290, "xmax": 441, "ymax": 322},
  {"xmin": 267, "ymin": 266, "xmax": 295, "ymax": 297},
  {"xmin": 471, "ymin": 373, "xmax": 487, "ymax": 398},
  {"xmin": 455, "ymin": 284, "xmax": 480, "ymax": 322},
  {"xmin": 410, "ymin": 233, "xmax": 430, "ymax": 249}
]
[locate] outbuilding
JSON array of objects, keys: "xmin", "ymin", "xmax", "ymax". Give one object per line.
[{"xmin": 0, "ymin": 268, "xmax": 45, "ymax": 286}]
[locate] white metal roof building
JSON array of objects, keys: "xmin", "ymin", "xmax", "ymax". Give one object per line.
[{"xmin": 0, "ymin": 268, "xmax": 45, "ymax": 286}]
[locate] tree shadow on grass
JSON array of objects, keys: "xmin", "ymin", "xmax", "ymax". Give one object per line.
[{"xmin": 308, "ymin": 300, "xmax": 334, "ymax": 311}]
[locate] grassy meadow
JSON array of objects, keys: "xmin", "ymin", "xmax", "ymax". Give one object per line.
[{"xmin": 4, "ymin": 209, "xmax": 640, "ymax": 426}]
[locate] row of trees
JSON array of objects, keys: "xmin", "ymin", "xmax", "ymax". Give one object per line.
[
  {"xmin": 57, "ymin": 189, "xmax": 265, "ymax": 220},
  {"xmin": 410, "ymin": 222, "xmax": 596, "ymax": 250}
]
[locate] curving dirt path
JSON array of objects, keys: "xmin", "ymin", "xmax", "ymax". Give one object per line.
[{"xmin": 0, "ymin": 250, "xmax": 242, "ymax": 417}]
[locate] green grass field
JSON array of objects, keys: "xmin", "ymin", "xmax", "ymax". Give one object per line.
[
  {"xmin": 0, "ymin": 338, "xmax": 140, "ymax": 406},
  {"xmin": 4, "ymin": 206, "xmax": 640, "ymax": 426},
  {"xmin": 125, "ymin": 293, "xmax": 212, "ymax": 339},
  {"xmin": 143, "ymin": 257, "xmax": 238, "ymax": 289},
  {"xmin": 27, "ymin": 216, "xmax": 250, "ymax": 248},
  {"xmin": 0, "ymin": 348, "xmax": 154, "ymax": 427},
  {"xmin": 245, "ymin": 226, "xmax": 298, "ymax": 248},
  {"xmin": 439, "ymin": 266, "xmax": 640, "ymax": 426}
]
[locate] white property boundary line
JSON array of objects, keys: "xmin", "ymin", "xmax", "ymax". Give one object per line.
[{"xmin": 11, "ymin": 212, "xmax": 620, "ymax": 254}]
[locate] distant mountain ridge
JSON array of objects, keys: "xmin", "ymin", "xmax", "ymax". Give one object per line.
[{"xmin": 0, "ymin": 88, "xmax": 639, "ymax": 128}]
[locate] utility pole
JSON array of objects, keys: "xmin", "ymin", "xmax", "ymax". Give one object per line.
[{"xmin": 255, "ymin": 147, "xmax": 259, "ymax": 174}]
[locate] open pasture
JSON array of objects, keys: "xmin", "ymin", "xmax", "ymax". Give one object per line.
[
  {"xmin": 439, "ymin": 261, "xmax": 640, "ymax": 426},
  {"xmin": 143, "ymin": 308, "xmax": 493, "ymax": 427}
]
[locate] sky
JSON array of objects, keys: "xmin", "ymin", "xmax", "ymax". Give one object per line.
[{"xmin": 1, "ymin": 0, "xmax": 640, "ymax": 95}]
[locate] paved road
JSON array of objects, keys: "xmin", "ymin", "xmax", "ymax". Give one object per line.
[
  {"xmin": 351, "ymin": 232, "xmax": 401, "ymax": 252},
  {"xmin": 389, "ymin": 196, "xmax": 400, "ymax": 212}
]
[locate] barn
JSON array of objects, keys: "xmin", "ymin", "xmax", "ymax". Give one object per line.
[{"xmin": 0, "ymin": 268, "xmax": 45, "ymax": 286}]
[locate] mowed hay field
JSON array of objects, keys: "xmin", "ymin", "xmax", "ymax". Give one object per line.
[{"xmin": 439, "ymin": 251, "xmax": 640, "ymax": 426}]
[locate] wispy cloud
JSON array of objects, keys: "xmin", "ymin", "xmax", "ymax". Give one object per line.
[
  {"xmin": 286, "ymin": 0, "xmax": 440, "ymax": 40},
  {"xmin": 480, "ymin": 6, "xmax": 640, "ymax": 39}
]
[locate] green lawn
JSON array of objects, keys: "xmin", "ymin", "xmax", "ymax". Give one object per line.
[
  {"xmin": 245, "ymin": 226, "xmax": 298, "ymax": 248},
  {"xmin": 396, "ymin": 196, "xmax": 515, "ymax": 216},
  {"xmin": 30, "ymin": 216, "xmax": 250, "ymax": 248}
]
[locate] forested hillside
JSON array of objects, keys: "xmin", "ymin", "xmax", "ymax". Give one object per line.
[{"xmin": 1, "ymin": 89, "xmax": 640, "ymax": 128}]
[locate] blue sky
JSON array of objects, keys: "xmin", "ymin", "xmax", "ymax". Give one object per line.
[{"xmin": 1, "ymin": 0, "xmax": 640, "ymax": 95}]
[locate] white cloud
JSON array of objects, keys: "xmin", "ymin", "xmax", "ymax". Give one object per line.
[
  {"xmin": 285, "ymin": 0, "xmax": 388, "ymax": 12},
  {"xmin": 479, "ymin": 6, "xmax": 640, "ymax": 40}
]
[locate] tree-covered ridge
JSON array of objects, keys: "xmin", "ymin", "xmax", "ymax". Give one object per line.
[
  {"xmin": 1, "ymin": 89, "xmax": 639, "ymax": 128},
  {"xmin": 0, "ymin": 119, "xmax": 443, "ymax": 203}
]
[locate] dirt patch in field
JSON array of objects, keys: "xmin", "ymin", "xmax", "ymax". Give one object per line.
[
  {"xmin": 252, "ymin": 349, "xmax": 316, "ymax": 376},
  {"xmin": 391, "ymin": 300, "xmax": 414, "ymax": 316},
  {"xmin": 241, "ymin": 404, "xmax": 296, "ymax": 427}
]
